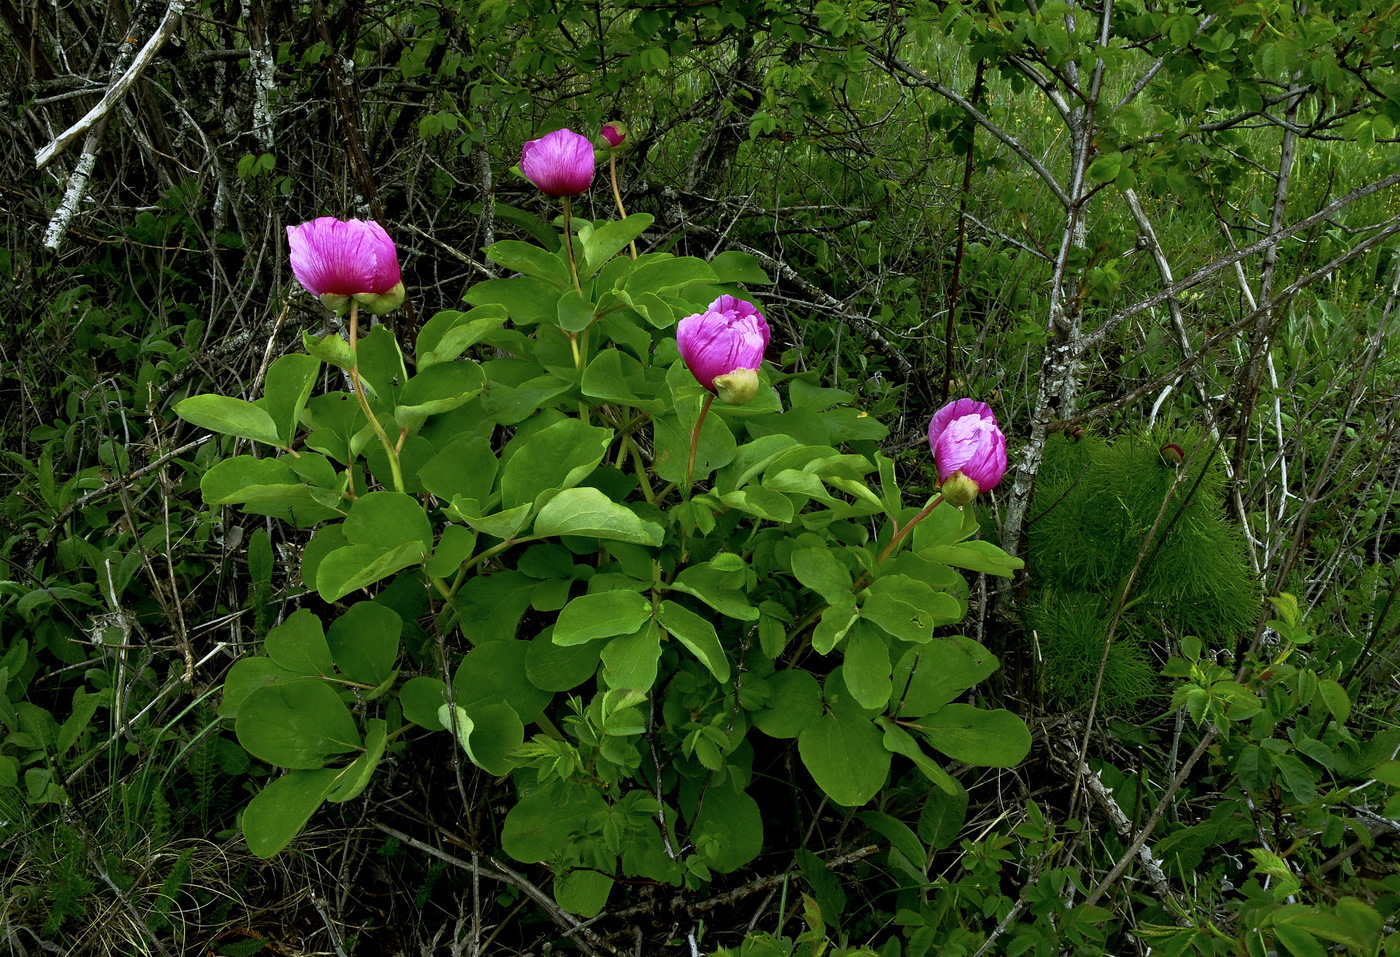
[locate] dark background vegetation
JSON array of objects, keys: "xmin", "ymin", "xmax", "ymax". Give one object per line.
[{"xmin": 2, "ymin": 0, "xmax": 1398, "ymax": 953}]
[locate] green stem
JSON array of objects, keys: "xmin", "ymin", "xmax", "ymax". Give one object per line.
[
  {"xmin": 684, "ymin": 392, "xmax": 715, "ymax": 496},
  {"xmin": 610, "ymin": 153, "xmax": 638, "ymax": 260},
  {"xmin": 876, "ymin": 493, "xmax": 945, "ymax": 564},
  {"xmin": 623, "ymin": 433, "xmax": 658, "ymax": 506},
  {"xmin": 562, "ymin": 196, "xmax": 584, "ymax": 296},
  {"xmin": 347, "ymin": 301, "xmax": 405, "ymax": 493},
  {"xmin": 851, "ymin": 493, "xmax": 947, "ymax": 594}
]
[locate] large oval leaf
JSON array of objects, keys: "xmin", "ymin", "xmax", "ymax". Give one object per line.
[
  {"xmin": 914, "ymin": 703, "xmax": 1030, "ymax": 767},
  {"xmin": 798, "ymin": 710, "xmax": 890, "ymax": 807},
  {"xmin": 235, "ymin": 682, "xmax": 361, "ymax": 769}
]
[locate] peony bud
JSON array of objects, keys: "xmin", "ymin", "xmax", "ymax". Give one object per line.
[
  {"xmin": 712, "ymin": 368, "xmax": 760, "ymax": 406},
  {"xmin": 286, "ymin": 216, "xmax": 405, "ymax": 315},
  {"xmin": 928, "ymin": 399, "xmax": 1008, "ymax": 505},
  {"xmin": 600, "ymin": 121, "xmax": 628, "ymax": 149},
  {"xmin": 676, "ymin": 296, "xmax": 771, "ymax": 401},
  {"xmin": 520, "ymin": 128, "xmax": 595, "ymax": 197},
  {"xmin": 1159, "ymin": 443, "xmax": 1185, "ymax": 467}
]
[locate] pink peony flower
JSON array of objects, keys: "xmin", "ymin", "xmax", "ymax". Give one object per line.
[
  {"xmin": 676, "ymin": 296, "xmax": 771, "ymax": 404},
  {"xmin": 601, "ymin": 121, "xmax": 628, "ymax": 148},
  {"xmin": 286, "ymin": 216, "xmax": 405, "ymax": 315},
  {"xmin": 520, "ymin": 128, "xmax": 595, "ymax": 197},
  {"xmin": 927, "ymin": 399, "xmax": 1008, "ymax": 505}
]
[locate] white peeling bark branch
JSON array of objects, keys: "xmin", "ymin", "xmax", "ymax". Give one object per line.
[
  {"xmin": 1083, "ymin": 168, "xmax": 1400, "ymax": 350},
  {"xmin": 998, "ymin": 1, "xmax": 1110, "ymax": 558},
  {"xmin": 34, "ymin": 0, "xmax": 188, "ymax": 170},
  {"xmin": 41, "ymin": 121, "xmax": 107, "ymax": 252}
]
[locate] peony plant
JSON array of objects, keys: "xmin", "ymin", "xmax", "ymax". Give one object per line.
[{"xmin": 173, "ymin": 134, "xmax": 1028, "ymax": 921}]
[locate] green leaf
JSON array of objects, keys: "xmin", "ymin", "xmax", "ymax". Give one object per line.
[
  {"xmin": 1087, "ymin": 152, "xmax": 1124, "ymax": 183},
  {"xmin": 791, "ymin": 547, "xmax": 853, "ymax": 604},
  {"xmin": 557, "ymin": 290, "xmax": 596, "ymax": 334},
  {"xmin": 601, "ymin": 622, "xmax": 663, "ymax": 691},
  {"xmin": 198, "ymin": 452, "xmax": 300, "ymax": 506},
  {"xmin": 454, "ymin": 500, "xmax": 533, "ymax": 540},
  {"xmin": 419, "ymin": 435, "xmax": 498, "ymax": 503},
  {"xmin": 261, "ymin": 353, "xmax": 321, "ymax": 445},
  {"xmin": 218, "ymin": 660, "xmax": 315, "ymax": 719},
  {"xmin": 399, "ymin": 675, "xmax": 448, "ymax": 729},
  {"xmin": 452, "ymin": 640, "xmax": 552, "ymax": 723},
  {"xmin": 652, "ymin": 407, "xmax": 737, "ymax": 484},
  {"xmin": 861, "ymin": 575, "xmax": 960, "ymax": 643},
  {"xmin": 798, "ymin": 710, "xmax": 890, "ymax": 807},
  {"xmin": 326, "ymin": 601, "xmax": 401, "ymax": 687},
  {"xmin": 502, "ymin": 785, "xmax": 607, "ymax": 864},
  {"xmin": 583, "ymin": 213, "xmax": 654, "ymax": 274},
  {"xmin": 439, "ymin": 701, "xmax": 524, "ymax": 777},
  {"xmin": 264, "ymin": 608, "xmax": 333, "ymax": 677},
  {"xmin": 425, "ymin": 523, "xmax": 477, "ymax": 578},
  {"xmin": 877, "ymin": 717, "xmax": 961, "ymax": 794},
  {"xmin": 555, "ymin": 868, "xmax": 614, "ymax": 919},
  {"xmin": 843, "ymin": 622, "xmax": 891, "ymax": 711},
  {"xmin": 344, "ymin": 491, "xmax": 433, "ymax": 552},
  {"xmin": 659, "ymin": 600, "xmax": 731, "ymax": 684},
  {"xmin": 1316, "ymin": 679, "xmax": 1351, "ymax": 724},
  {"xmin": 500, "ymin": 419, "xmax": 612, "ymax": 509},
  {"xmin": 534, "ymin": 487, "xmax": 664, "ymax": 545},
  {"xmin": 554, "ymin": 590, "xmax": 653, "ymax": 646},
  {"xmin": 622, "ymin": 255, "xmax": 718, "ymax": 297},
  {"xmin": 484, "ymin": 239, "xmax": 571, "ymax": 286},
  {"xmin": 719, "ymin": 486, "xmax": 794, "ymax": 523},
  {"xmin": 919, "ymin": 541, "xmax": 1024, "ymax": 577},
  {"xmin": 315, "ymin": 541, "xmax": 424, "ymax": 602},
  {"xmin": 914, "ymin": 703, "xmax": 1030, "ymax": 767},
  {"xmin": 813, "ymin": 600, "xmax": 859, "ymax": 654},
  {"xmin": 752, "ymin": 670, "xmax": 822, "ymax": 739},
  {"xmin": 691, "ymin": 777, "xmax": 763, "ymax": 873},
  {"xmin": 393, "ymin": 361, "xmax": 486, "ymax": 430},
  {"xmin": 526, "ymin": 632, "xmax": 603, "ymax": 691},
  {"xmin": 464, "ymin": 276, "xmax": 560, "ymax": 326},
  {"xmin": 175, "ymin": 394, "xmax": 283, "ymax": 446},
  {"xmin": 235, "ymin": 682, "xmax": 361, "ymax": 769},
  {"xmin": 415, "ymin": 305, "xmax": 509, "ymax": 369},
  {"xmin": 892, "ymin": 638, "xmax": 998, "ymax": 716},
  {"xmin": 242, "ymin": 768, "xmax": 339, "ymax": 858},
  {"xmin": 858, "ymin": 810, "xmax": 927, "ymax": 875},
  {"xmin": 671, "ymin": 560, "xmax": 759, "ymax": 621},
  {"xmin": 709, "ymin": 249, "xmax": 772, "ymax": 285},
  {"xmin": 1273, "ymin": 924, "xmax": 1327, "ymax": 957},
  {"xmin": 350, "ymin": 325, "xmax": 408, "ymax": 401},
  {"xmin": 326, "ymin": 718, "xmax": 387, "ymax": 802},
  {"xmin": 917, "ymin": 782, "xmax": 969, "ymax": 850},
  {"xmin": 302, "ymin": 330, "xmax": 355, "ymax": 371}
]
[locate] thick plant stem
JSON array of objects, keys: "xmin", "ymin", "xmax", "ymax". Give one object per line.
[
  {"xmin": 347, "ymin": 301, "xmax": 405, "ymax": 493},
  {"xmin": 684, "ymin": 392, "xmax": 715, "ymax": 495},
  {"xmin": 561, "ymin": 197, "xmax": 584, "ymax": 296}
]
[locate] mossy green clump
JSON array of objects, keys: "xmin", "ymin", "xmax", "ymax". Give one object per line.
[{"xmin": 1027, "ymin": 430, "xmax": 1260, "ymax": 712}]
